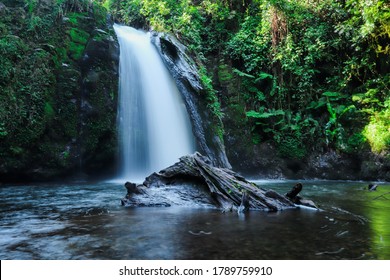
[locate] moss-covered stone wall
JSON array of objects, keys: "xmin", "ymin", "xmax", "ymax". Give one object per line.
[{"xmin": 0, "ymin": 0, "xmax": 119, "ymax": 181}]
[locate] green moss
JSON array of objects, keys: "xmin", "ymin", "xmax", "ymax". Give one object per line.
[
  {"xmin": 0, "ymin": 0, "xmax": 118, "ymax": 179},
  {"xmin": 66, "ymin": 27, "xmax": 90, "ymax": 60},
  {"xmin": 44, "ymin": 102, "xmax": 55, "ymax": 120},
  {"xmin": 199, "ymin": 66, "xmax": 223, "ymax": 119},
  {"xmin": 66, "ymin": 12, "xmax": 88, "ymax": 26},
  {"xmin": 0, "ymin": 22, "xmax": 8, "ymax": 35},
  {"xmin": 92, "ymin": 29, "xmax": 110, "ymax": 42},
  {"xmin": 0, "ymin": 122, "xmax": 8, "ymax": 138},
  {"xmin": 68, "ymin": 41, "xmax": 85, "ymax": 60},
  {"xmin": 69, "ymin": 28, "xmax": 89, "ymax": 45},
  {"xmin": 10, "ymin": 146, "xmax": 24, "ymax": 155}
]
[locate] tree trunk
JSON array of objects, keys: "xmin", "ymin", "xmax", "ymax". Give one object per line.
[{"xmin": 122, "ymin": 153, "xmax": 309, "ymax": 212}]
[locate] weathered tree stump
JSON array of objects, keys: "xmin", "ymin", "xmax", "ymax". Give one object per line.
[
  {"xmin": 284, "ymin": 183, "xmax": 319, "ymax": 209},
  {"xmin": 285, "ymin": 183, "xmax": 303, "ymax": 201},
  {"xmin": 121, "ymin": 153, "xmax": 316, "ymax": 211}
]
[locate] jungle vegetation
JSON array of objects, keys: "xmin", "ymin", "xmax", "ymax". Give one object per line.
[
  {"xmin": 106, "ymin": 0, "xmax": 389, "ymax": 159},
  {"xmin": 0, "ymin": 0, "xmax": 118, "ymax": 180},
  {"xmin": 0, "ymin": 0, "xmax": 389, "ymax": 180}
]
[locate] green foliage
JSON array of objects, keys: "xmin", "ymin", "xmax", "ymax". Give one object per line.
[
  {"xmin": 44, "ymin": 102, "xmax": 55, "ymax": 121},
  {"xmin": 246, "ymin": 109, "xmax": 285, "ymax": 120},
  {"xmin": 67, "ymin": 27, "xmax": 89, "ymax": 59},
  {"xmin": 0, "ymin": 36, "xmax": 27, "ymax": 84},
  {"xmin": 226, "ymin": 13, "xmax": 269, "ymax": 73},
  {"xmin": 0, "ymin": 122, "xmax": 8, "ymax": 138},
  {"xmin": 113, "ymin": 0, "xmax": 386, "ymax": 156},
  {"xmin": 108, "ymin": 0, "xmax": 146, "ymax": 27},
  {"xmin": 277, "ymin": 135, "xmax": 306, "ymax": 159},
  {"xmin": 346, "ymin": 132, "xmax": 367, "ymax": 153},
  {"xmin": 3, "ymin": 0, "xmax": 388, "ymax": 177},
  {"xmin": 246, "ymin": 106, "xmax": 319, "ymax": 158},
  {"xmin": 69, "ymin": 28, "xmax": 89, "ymax": 44},
  {"xmin": 0, "ymin": 0, "xmax": 117, "ymax": 178},
  {"xmin": 199, "ymin": 66, "xmax": 223, "ymax": 120},
  {"xmin": 312, "ymin": 91, "xmax": 356, "ymax": 148},
  {"xmin": 218, "ymin": 63, "xmax": 233, "ymax": 83},
  {"xmin": 338, "ymin": 0, "xmax": 390, "ymax": 54},
  {"xmin": 363, "ymin": 101, "xmax": 390, "ymax": 153}
]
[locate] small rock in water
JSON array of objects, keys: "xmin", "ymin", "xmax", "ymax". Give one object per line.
[{"xmin": 368, "ymin": 184, "xmax": 378, "ymax": 191}]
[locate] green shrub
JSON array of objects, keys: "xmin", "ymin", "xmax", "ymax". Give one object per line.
[
  {"xmin": 277, "ymin": 135, "xmax": 306, "ymax": 159},
  {"xmin": 363, "ymin": 106, "xmax": 390, "ymax": 153}
]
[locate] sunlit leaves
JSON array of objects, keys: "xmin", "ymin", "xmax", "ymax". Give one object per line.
[
  {"xmin": 107, "ymin": 0, "xmax": 389, "ymax": 155},
  {"xmin": 341, "ymin": 0, "xmax": 390, "ymax": 53},
  {"xmin": 363, "ymin": 104, "xmax": 390, "ymax": 153},
  {"xmin": 246, "ymin": 109, "xmax": 285, "ymax": 119}
]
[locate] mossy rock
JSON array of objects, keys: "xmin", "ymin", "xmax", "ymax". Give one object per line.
[{"xmin": 0, "ymin": 0, "xmax": 119, "ymax": 181}]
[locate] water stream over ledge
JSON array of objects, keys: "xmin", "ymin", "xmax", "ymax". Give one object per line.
[
  {"xmin": 114, "ymin": 24, "xmax": 196, "ymax": 182},
  {"xmin": 0, "ymin": 180, "xmax": 389, "ymax": 259}
]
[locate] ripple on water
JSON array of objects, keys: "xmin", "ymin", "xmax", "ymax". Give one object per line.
[{"xmin": 0, "ymin": 181, "xmax": 389, "ymax": 259}]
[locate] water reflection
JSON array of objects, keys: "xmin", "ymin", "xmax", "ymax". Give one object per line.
[
  {"xmin": 365, "ymin": 189, "xmax": 390, "ymax": 259},
  {"xmin": 0, "ymin": 181, "xmax": 389, "ymax": 259}
]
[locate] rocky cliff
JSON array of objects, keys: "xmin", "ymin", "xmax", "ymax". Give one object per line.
[{"xmin": 0, "ymin": 0, "xmax": 119, "ymax": 181}]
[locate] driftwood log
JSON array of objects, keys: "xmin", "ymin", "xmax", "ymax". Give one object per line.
[{"xmin": 121, "ymin": 153, "xmax": 316, "ymax": 211}]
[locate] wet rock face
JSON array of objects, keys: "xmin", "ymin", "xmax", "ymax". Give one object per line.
[
  {"xmin": 304, "ymin": 150, "xmax": 360, "ymax": 180},
  {"xmin": 79, "ymin": 29, "xmax": 119, "ymax": 175},
  {"xmin": 151, "ymin": 33, "xmax": 231, "ymax": 169},
  {"xmin": 228, "ymin": 142, "xmax": 287, "ymax": 179},
  {"xmin": 229, "ymin": 140, "xmax": 389, "ymax": 181},
  {"xmin": 0, "ymin": 1, "xmax": 119, "ymax": 181},
  {"xmin": 360, "ymin": 154, "xmax": 390, "ymax": 181}
]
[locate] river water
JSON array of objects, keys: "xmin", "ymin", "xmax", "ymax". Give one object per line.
[{"xmin": 0, "ymin": 180, "xmax": 389, "ymax": 260}]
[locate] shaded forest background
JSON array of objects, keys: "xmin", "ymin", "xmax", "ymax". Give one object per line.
[{"xmin": 0, "ymin": 0, "xmax": 389, "ymax": 181}]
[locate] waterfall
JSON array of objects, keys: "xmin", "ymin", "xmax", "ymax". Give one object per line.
[{"xmin": 114, "ymin": 24, "xmax": 196, "ymax": 181}]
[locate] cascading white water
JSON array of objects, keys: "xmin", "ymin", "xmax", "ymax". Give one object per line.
[{"xmin": 114, "ymin": 24, "xmax": 195, "ymax": 181}]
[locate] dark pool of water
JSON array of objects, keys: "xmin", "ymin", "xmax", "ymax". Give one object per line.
[{"xmin": 0, "ymin": 180, "xmax": 389, "ymax": 259}]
